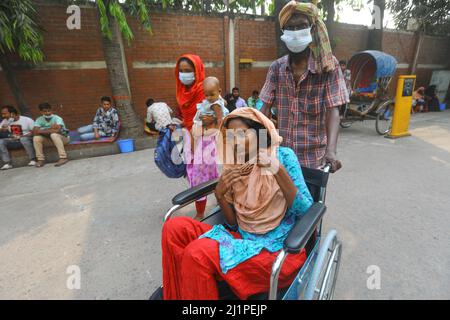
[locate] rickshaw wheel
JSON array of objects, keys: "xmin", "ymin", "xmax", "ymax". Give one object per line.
[
  {"xmin": 375, "ymin": 100, "xmax": 394, "ymax": 135},
  {"xmin": 339, "ymin": 104, "xmax": 352, "ymax": 128}
]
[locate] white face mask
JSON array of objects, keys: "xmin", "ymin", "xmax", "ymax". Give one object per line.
[
  {"xmin": 179, "ymin": 72, "xmax": 195, "ymax": 86},
  {"xmin": 280, "ymin": 27, "xmax": 312, "ymax": 53}
]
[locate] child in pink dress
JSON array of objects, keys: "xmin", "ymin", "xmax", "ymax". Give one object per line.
[{"xmin": 185, "ymin": 77, "xmax": 227, "ymax": 220}]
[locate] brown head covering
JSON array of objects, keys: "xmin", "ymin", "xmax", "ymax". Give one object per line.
[
  {"xmin": 218, "ymin": 108, "xmax": 287, "ymax": 234},
  {"xmin": 279, "ymin": 1, "xmax": 335, "ymax": 73}
]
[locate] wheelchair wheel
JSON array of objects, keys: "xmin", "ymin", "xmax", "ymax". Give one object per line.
[
  {"xmin": 304, "ymin": 230, "xmax": 342, "ymax": 300},
  {"xmin": 149, "ymin": 286, "xmax": 163, "ymax": 300},
  {"xmin": 317, "ymin": 236, "xmax": 342, "ymax": 300},
  {"xmin": 375, "ymin": 100, "xmax": 394, "ymax": 135}
]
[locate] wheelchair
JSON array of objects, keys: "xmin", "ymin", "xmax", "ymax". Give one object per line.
[{"xmin": 150, "ymin": 164, "xmax": 342, "ymax": 300}]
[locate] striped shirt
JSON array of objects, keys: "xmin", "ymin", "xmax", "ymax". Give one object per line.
[{"xmin": 260, "ymin": 54, "xmax": 349, "ymax": 168}]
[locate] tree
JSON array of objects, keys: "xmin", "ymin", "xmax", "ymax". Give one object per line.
[
  {"xmin": 388, "ymin": 0, "xmax": 449, "ymax": 73},
  {"xmin": 324, "ymin": 0, "xmax": 366, "ymax": 49},
  {"xmin": 322, "ymin": 0, "xmax": 337, "ymax": 47},
  {"xmin": 0, "ymin": 0, "xmax": 44, "ymax": 116},
  {"xmin": 367, "ymin": 0, "xmax": 385, "ymax": 50},
  {"xmin": 387, "ymin": 0, "xmax": 450, "ymax": 35},
  {"xmin": 95, "ymin": 0, "xmax": 268, "ymax": 137},
  {"xmin": 274, "ymin": 0, "xmax": 288, "ymax": 58},
  {"xmin": 92, "ymin": 0, "xmax": 155, "ymax": 138}
]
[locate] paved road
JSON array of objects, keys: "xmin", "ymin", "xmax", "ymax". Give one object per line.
[{"xmin": 0, "ymin": 111, "xmax": 449, "ymax": 299}]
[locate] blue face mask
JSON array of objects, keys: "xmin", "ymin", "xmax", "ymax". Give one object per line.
[{"xmin": 179, "ymin": 72, "xmax": 195, "ymax": 86}]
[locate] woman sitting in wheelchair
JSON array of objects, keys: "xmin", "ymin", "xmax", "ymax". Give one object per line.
[{"xmin": 162, "ymin": 107, "xmax": 314, "ymax": 299}]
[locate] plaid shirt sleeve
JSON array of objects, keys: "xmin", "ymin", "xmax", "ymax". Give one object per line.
[
  {"xmin": 323, "ymin": 59, "xmax": 350, "ymax": 109},
  {"xmin": 260, "ymin": 61, "xmax": 278, "ymax": 105}
]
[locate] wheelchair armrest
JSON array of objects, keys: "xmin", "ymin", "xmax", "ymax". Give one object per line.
[
  {"xmin": 284, "ymin": 203, "xmax": 327, "ymax": 254},
  {"xmin": 172, "ymin": 179, "xmax": 219, "ymax": 206}
]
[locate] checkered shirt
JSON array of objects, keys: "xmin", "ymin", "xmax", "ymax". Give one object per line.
[{"xmin": 260, "ymin": 54, "xmax": 349, "ymax": 168}]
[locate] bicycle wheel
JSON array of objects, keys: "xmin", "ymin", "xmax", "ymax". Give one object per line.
[{"xmin": 375, "ymin": 101, "xmax": 394, "ymax": 135}]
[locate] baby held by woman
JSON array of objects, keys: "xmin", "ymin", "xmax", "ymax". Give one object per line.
[{"xmin": 193, "ymin": 77, "xmax": 229, "ymax": 133}]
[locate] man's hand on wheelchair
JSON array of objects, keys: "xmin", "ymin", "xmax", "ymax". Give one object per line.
[{"xmin": 321, "ymin": 151, "xmax": 342, "ymax": 173}]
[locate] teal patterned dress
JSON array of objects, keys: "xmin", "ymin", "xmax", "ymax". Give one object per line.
[{"xmin": 199, "ymin": 146, "xmax": 314, "ymax": 273}]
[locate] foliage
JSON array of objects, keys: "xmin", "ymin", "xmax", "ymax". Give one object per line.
[
  {"xmin": 0, "ymin": 0, "xmax": 44, "ymax": 63},
  {"xmin": 155, "ymin": 0, "xmax": 272, "ymax": 14},
  {"xmin": 94, "ymin": 0, "xmax": 153, "ymax": 41},
  {"xmin": 387, "ymin": 0, "xmax": 450, "ymax": 35}
]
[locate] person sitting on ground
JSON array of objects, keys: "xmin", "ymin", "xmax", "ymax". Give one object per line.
[
  {"xmin": 247, "ymin": 90, "xmax": 264, "ymax": 110},
  {"xmin": 77, "ymin": 96, "xmax": 120, "ymax": 141},
  {"xmin": 224, "ymin": 87, "xmax": 247, "ymax": 113},
  {"xmin": 146, "ymin": 98, "xmax": 182, "ymax": 133},
  {"xmin": 0, "ymin": 106, "xmax": 36, "ymax": 170},
  {"xmin": 412, "ymin": 87, "xmax": 426, "ymax": 113},
  {"xmin": 33, "ymin": 103, "xmax": 70, "ymax": 167},
  {"xmin": 424, "ymin": 85, "xmax": 440, "ymax": 112},
  {"xmin": 162, "ymin": 107, "xmax": 313, "ymax": 299}
]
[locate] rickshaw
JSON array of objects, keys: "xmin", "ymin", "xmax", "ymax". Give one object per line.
[
  {"xmin": 340, "ymin": 50, "xmax": 398, "ymax": 135},
  {"xmin": 150, "ymin": 164, "xmax": 342, "ymax": 300}
]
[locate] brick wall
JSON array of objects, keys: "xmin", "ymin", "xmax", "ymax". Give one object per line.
[
  {"xmin": 1, "ymin": 3, "xmax": 449, "ymax": 130},
  {"xmin": 0, "ymin": 4, "xmax": 111, "ymax": 129},
  {"xmin": 125, "ymin": 13, "xmax": 227, "ymax": 119}
]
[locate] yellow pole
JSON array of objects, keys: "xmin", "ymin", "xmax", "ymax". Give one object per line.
[{"xmin": 386, "ymin": 75, "xmax": 416, "ymax": 139}]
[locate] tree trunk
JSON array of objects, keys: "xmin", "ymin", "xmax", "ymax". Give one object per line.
[
  {"xmin": 410, "ymin": 30, "xmax": 424, "ymax": 75},
  {"xmin": 323, "ymin": 0, "xmax": 336, "ymax": 49},
  {"xmin": 174, "ymin": 0, "xmax": 183, "ymax": 10},
  {"xmin": 101, "ymin": 16, "xmax": 143, "ymax": 138},
  {"xmin": 366, "ymin": 0, "xmax": 385, "ymax": 50},
  {"xmin": 0, "ymin": 54, "xmax": 31, "ymax": 116},
  {"xmin": 275, "ymin": 0, "xmax": 288, "ymax": 58}
]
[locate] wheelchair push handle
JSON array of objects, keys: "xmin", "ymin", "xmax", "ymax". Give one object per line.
[{"xmin": 322, "ymin": 163, "xmax": 332, "ymax": 173}]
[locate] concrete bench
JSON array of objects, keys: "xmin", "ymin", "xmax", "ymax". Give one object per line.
[{"xmin": 8, "ymin": 136, "xmax": 157, "ymax": 168}]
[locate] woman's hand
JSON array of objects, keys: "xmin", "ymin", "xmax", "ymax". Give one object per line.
[
  {"xmin": 257, "ymin": 150, "xmax": 280, "ymax": 175},
  {"xmin": 215, "ymin": 168, "xmax": 240, "ymax": 199},
  {"xmin": 215, "ymin": 168, "xmax": 240, "ymax": 226},
  {"xmin": 258, "ymin": 150, "xmax": 298, "ymax": 207}
]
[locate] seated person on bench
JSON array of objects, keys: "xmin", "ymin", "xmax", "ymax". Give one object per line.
[
  {"xmin": 0, "ymin": 105, "xmax": 36, "ymax": 170},
  {"xmin": 33, "ymin": 103, "xmax": 70, "ymax": 167},
  {"xmin": 77, "ymin": 96, "xmax": 119, "ymax": 141},
  {"xmin": 161, "ymin": 107, "xmax": 313, "ymax": 300},
  {"xmin": 145, "ymin": 98, "xmax": 181, "ymax": 133}
]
